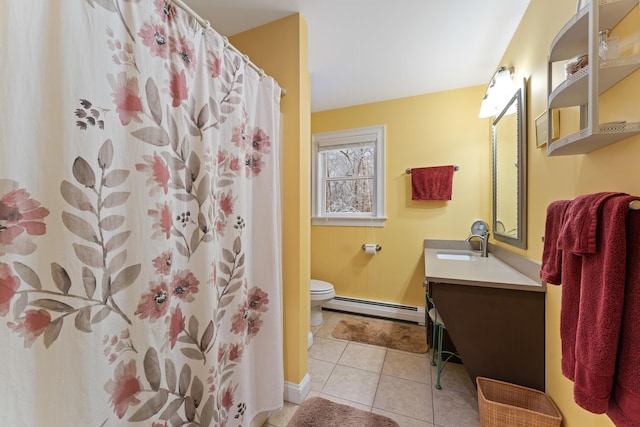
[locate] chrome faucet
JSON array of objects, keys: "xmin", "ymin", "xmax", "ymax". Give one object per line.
[{"xmin": 466, "ymin": 232, "xmax": 489, "ymax": 257}]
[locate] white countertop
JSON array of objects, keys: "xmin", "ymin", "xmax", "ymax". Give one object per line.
[{"xmin": 424, "ymin": 247, "xmax": 543, "ymax": 292}]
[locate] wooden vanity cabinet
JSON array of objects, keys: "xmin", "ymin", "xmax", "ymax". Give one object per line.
[{"xmin": 427, "ymin": 280, "xmax": 545, "ymax": 391}]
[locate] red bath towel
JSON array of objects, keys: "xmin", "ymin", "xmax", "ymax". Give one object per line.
[
  {"xmin": 607, "ymin": 206, "xmax": 640, "ymax": 426},
  {"xmin": 557, "ymin": 192, "xmax": 625, "ymax": 254},
  {"xmin": 540, "ymin": 199, "xmax": 571, "ymax": 285},
  {"xmin": 411, "ymin": 166, "xmax": 454, "ymax": 201},
  {"xmin": 560, "ymin": 194, "xmax": 633, "ymax": 414}
]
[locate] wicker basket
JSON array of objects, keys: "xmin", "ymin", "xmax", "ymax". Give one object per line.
[{"xmin": 476, "ymin": 377, "xmax": 562, "ymax": 427}]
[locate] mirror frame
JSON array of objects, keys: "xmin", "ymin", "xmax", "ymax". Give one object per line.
[{"xmin": 492, "ymin": 79, "xmax": 527, "ymax": 249}]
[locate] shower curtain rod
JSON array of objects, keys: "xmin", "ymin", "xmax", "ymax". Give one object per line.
[{"xmin": 169, "ymin": 0, "xmax": 287, "ymax": 96}]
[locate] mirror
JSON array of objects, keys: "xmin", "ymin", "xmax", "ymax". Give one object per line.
[{"xmin": 492, "ymin": 80, "xmax": 527, "ymax": 249}]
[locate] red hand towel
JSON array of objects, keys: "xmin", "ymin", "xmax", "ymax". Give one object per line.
[
  {"xmin": 411, "ymin": 166, "xmax": 454, "ymax": 201},
  {"xmin": 607, "ymin": 206, "xmax": 640, "ymax": 426},
  {"xmin": 540, "ymin": 200, "xmax": 571, "ymax": 285},
  {"xmin": 565, "ymin": 195, "xmax": 633, "ymax": 414},
  {"xmin": 557, "ymin": 192, "xmax": 625, "ymax": 254}
]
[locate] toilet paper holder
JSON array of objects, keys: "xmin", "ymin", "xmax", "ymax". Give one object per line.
[{"xmin": 361, "ymin": 244, "xmax": 382, "ymax": 252}]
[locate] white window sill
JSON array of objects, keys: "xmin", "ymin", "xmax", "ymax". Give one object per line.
[{"xmin": 312, "ymin": 216, "xmax": 387, "ymax": 227}]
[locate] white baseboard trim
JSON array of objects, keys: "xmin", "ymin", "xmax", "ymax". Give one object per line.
[
  {"xmin": 284, "ymin": 373, "xmax": 311, "ymax": 404},
  {"xmin": 323, "ymin": 295, "xmax": 425, "ymax": 325}
]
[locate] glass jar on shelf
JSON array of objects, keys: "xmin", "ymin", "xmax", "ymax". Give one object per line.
[{"xmin": 599, "ymin": 30, "xmax": 619, "ymax": 60}]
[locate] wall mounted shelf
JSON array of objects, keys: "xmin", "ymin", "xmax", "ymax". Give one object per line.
[
  {"xmin": 544, "ymin": 122, "xmax": 640, "ymax": 156},
  {"xmin": 546, "ymin": 0, "xmax": 640, "ymax": 156},
  {"xmin": 549, "ymin": 56, "xmax": 640, "ymax": 109}
]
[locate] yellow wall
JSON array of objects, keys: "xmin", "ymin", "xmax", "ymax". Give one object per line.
[
  {"xmin": 499, "ymin": 1, "xmax": 640, "ymax": 426},
  {"xmin": 230, "ymin": 4, "xmax": 640, "ymax": 423},
  {"xmin": 311, "ymin": 87, "xmax": 491, "ymax": 307},
  {"xmin": 230, "ymin": 14, "xmax": 311, "ymax": 386},
  {"xmin": 312, "ymin": 1, "xmax": 640, "ymax": 424}
]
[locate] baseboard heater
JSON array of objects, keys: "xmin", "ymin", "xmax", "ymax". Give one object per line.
[{"xmin": 323, "ymin": 295, "xmax": 425, "ymax": 325}]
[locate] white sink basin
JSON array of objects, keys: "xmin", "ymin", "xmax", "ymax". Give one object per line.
[{"xmin": 436, "ymin": 251, "xmax": 478, "ymax": 261}]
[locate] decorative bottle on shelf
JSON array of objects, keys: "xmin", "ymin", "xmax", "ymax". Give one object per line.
[{"xmin": 599, "ymin": 29, "xmax": 619, "ymax": 60}]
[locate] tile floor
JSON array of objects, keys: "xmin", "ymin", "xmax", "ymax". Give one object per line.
[{"xmin": 263, "ymin": 310, "xmax": 480, "ymax": 427}]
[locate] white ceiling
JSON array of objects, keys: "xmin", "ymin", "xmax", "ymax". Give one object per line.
[{"xmin": 183, "ymin": 0, "xmax": 531, "ymax": 112}]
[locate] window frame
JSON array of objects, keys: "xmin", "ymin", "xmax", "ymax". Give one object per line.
[{"xmin": 312, "ymin": 125, "xmax": 386, "ymax": 227}]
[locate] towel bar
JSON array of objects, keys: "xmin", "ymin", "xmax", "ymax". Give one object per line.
[
  {"xmin": 406, "ymin": 165, "xmax": 460, "ymax": 174},
  {"xmin": 630, "ymin": 200, "xmax": 640, "ymax": 210}
]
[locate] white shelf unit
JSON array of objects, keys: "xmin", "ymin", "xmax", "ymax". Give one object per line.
[{"xmin": 546, "ymin": 0, "xmax": 640, "ymax": 156}]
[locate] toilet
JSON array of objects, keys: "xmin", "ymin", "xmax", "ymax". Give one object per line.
[{"xmin": 310, "ymin": 279, "xmax": 336, "ymax": 326}]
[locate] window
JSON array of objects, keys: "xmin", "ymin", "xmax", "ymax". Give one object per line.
[{"xmin": 312, "ymin": 125, "xmax": 385, "ymax": 227}]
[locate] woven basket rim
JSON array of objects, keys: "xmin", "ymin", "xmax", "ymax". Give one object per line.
[{"xmin": 476, "ymin": 376, "xmax": 562, "ymax": 420}]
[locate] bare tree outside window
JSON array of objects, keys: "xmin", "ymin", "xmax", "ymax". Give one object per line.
[
  {"xmin": 322, "ymin": 147, "xmax": 374, "ymax": 213},
  {"xmin": 312, "ymin": 125, "xmax": 385, "ymax": 227}
]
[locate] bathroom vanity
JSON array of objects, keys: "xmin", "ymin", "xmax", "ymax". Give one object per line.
[{"xmin": 423, "ymin": 239, "xmax": 545, "ymax": 391}]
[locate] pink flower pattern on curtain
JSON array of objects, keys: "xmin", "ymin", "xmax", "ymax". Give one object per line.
[{"xmin": 0, "ymin": 0, "xmax": 283, "ymax": 425}]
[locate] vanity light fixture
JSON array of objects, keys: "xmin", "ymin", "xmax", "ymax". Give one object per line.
[{"xmin": 478, "ymin": 65, "xmax": 517, "ymax": 118}]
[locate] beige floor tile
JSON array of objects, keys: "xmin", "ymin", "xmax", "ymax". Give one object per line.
[
  {"xmin": 313, "ymin": 310, "xmax": 350, "ymax": 339},
  {"xmin": 322, "ymin": 364, "xmax": 381, "ymax": 406},
  {"xmin": 308, "ymin": 357, "xmax": 336, "ymax": 392},
  {"xmin": 405, "ymin": 347, "xmax": 430, "ymax": 359},
  {"xmin": 339, "ymin": 342, "xmax": 387, "ymax": 373},
  {"xmin": 433, "ymin": 388, "xmax": 479, "ymax": 427},
  {"xmin": 372, "ymin": 408, "xmax": 435, "ymax": 427},
  {"xmin": 430, "ymin": 361, "xmax": 476, "ymax": 395},
  {"xmin": 373, "ymin": 374, "xmax": 433, "ymax": 421},
  {"xmin": 310, "ymin": 323, "xmax": 323, "ymax": 336},
  {"xmin": 308, "ymin": 336, "xmax": 347, "ymax": 363},
  {"xmin": 306, "ymin": 390, "xmax": 321, "ymax": 399},
  {"xmin": 317, "ymin": 393, "xmax": 372, "ymax": 412},
  {"xmin": 302, "ymin": 312, "xmax": 480, "ymax": 427},
  {"xmin": 382, "ymin": 349, "xmax": 431, "ymax": 384},
  {"xmin": 262, "ymin": 401, "xmax": 299, "ymax": 427}
]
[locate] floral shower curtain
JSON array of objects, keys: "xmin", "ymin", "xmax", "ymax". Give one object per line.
[{"xmin": 0, "ymin": 1, "xmax": 283, "ymax": 425}]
